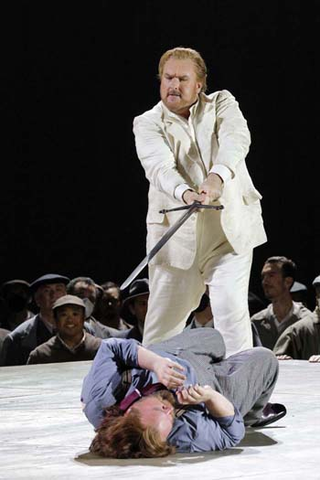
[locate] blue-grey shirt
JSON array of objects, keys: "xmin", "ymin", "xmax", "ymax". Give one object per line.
[{"xmin": 81, "ymin": 338, "xmax": 245, "ymax": 453}]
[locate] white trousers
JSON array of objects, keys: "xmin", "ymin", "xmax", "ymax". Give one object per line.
[{"xmin": 142, "ymin": 249, "xmax": 254, "ymax": 357}]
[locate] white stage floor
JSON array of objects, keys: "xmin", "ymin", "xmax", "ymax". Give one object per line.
[{"xmin": 0, "ymin": 358, "xmax": 319, "ymax": 480}]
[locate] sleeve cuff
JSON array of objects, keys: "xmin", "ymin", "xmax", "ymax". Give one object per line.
[
  {"xmin": 174, "ymin": 184, "xmax": 193, "ymax": 202},
  {"xmin": 209, "ymin": 165, "xmax": 232, "ymax": 183}
]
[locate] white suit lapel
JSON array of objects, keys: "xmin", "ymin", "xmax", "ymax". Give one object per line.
[{"xmin": 164, "ymin": 120, "xmax": 192, "ymax": 153}]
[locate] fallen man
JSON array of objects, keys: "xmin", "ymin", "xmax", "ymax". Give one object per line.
[{"xmin": 81, "ymin": 328, "xmax": 286, "ymax": 458}]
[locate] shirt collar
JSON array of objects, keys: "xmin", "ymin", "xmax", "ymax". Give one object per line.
[
  {"xmin": 161, "ymin": 97, "xmax": 200, "ymax": 122},
  {"xmin": 57, "ymin": 332, "xmax": 86, "ymax": 353},
  {"xmin": 271, "ymin": 303, "xmax": 295, "ymax": 329},
  {"xmin": 39, "ymin": 314, "xmax": 56, "ymax": 334},
  {"xmin": 194, "ymin": 318, "xmax": 214, "ymax": 328}
]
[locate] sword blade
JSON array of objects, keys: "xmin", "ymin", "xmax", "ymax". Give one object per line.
[{"xmin": 120, "ymin": 202, "xmax": 200, "ymax": 291}]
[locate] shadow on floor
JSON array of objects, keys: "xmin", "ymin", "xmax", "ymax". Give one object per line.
[
  {"xmin": 239, "ymin": 430, "xmax": 279, "ymax": 447},
  {"xmin": 74, "ymin": 431, "xmax": 278, "ymax": 467},
  {"xmin": 74, "ymin": 447, "xmax": 244, "ymax": 467}
]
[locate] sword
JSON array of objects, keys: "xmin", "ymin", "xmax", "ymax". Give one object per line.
[{"xmin": 120, "ymin": 202, "xmax": 224, "ymax": 291}]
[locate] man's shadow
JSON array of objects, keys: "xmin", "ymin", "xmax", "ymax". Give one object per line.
[{"xmin": 74, "ymin": 431, "xmax": 277, "ymax": 467}]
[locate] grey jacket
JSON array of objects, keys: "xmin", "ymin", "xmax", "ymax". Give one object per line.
[
  {"xmin": 273, "ymin": 308, "xmax": 320, "ymax": 359},
  {"xmin": 251, "ymin": 302, "xmax": 314, "ymax": 350}
]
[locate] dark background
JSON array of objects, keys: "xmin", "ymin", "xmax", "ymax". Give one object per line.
[{"xmin": 2, "ymin": 1, "xmax": 318, "ymax": 307}]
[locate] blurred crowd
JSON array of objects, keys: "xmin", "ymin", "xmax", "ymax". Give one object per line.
[{"xmin": 0, "ymin": 255, "xmax": 319, "ymax": 367}]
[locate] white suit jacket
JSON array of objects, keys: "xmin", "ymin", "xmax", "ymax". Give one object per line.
[{"xmin": 133, "ymin": 89, "xmax": 267, "ymax": 270}]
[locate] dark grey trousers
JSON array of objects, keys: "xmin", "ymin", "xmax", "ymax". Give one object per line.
[{"xmin": 151, "ymin": 328, "xmax": 279, "ymax": 425}]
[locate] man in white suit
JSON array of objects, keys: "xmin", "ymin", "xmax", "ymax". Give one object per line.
[{"xmin": 133, "ymin": 47, "xmax": 267, "ymax": 356}]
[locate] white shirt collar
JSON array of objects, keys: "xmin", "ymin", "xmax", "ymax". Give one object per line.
[{"xmin": 57, "ymin": 332, "xmax": 86, "ymax": 353}]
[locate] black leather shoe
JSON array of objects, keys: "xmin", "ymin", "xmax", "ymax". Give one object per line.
[{"xmin": 252, "ymin": 402, "xmax": 287, "ymax": 428}]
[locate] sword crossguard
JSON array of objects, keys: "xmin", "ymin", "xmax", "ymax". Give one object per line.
[{"xmin": 159, "ymin": 203, "xmax": 224, "ymax": 214}]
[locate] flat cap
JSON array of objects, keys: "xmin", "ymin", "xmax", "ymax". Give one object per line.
[
  {"xmin": 122, "ymin": 278, "xmax": 149, "ymax": 306},
  {"xmin": 312, "ymin": 275, "xmax": 320, "ymax": 287},
  {"xmin": 1, "ymin": 279, "xmax": 31, "ymax": 295},
  {"xmin": 30, "ymin": 274, "xmax": 70, "ymax": 293},
  {"xmin": 290, "ymin": 281, "xmax": 307, "ymax": 293},
  {"xmin": 52, "ymin": 294, "xmax": 85, "ymax": 310}
]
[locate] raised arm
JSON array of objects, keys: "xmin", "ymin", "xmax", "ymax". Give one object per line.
[
  {"xmin": 81, "ymin": 338, "xmax": 141, "ymax": 428},
  {"xmin": 137, "ymin": 345, "xmax": 186, "ymax": 389},
  {"xmin": 81, "ymin": 338, "xmax": 186, "ymax": 428},
  {"xmin": 171, "ymin": 384, "xmax": 244, "ymax": 452},
  {"xmin": 176, "ymin": 384, "xmax": 234, "ymax": 417}
]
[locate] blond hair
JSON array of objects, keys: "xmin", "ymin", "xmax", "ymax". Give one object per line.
[{"xmin": 158, "ymin": 47, "xmax": 207, "ymax": 92}]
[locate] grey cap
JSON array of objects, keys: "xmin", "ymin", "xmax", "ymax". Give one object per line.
[
  {"xmin": 30, "ymin": 274, "xmax": 70, "ymax": 294},
  {"xmin": 1, "ymin": 279, "xmax": 31, "ymax": 295},
  {"xmin": 290, "ymin": 281, "xmax": 307, "ymax": 293},
  {"xmin": 52, "ymin": 294, "xmax": 85, "ymax": 311},
  {"xmin": 312, "ymin": 275, "xmax": 320, "ymax": 287}
]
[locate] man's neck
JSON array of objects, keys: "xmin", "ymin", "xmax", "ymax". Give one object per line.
[
  {"xmin": 271, "ymin": 297, "xmax": 293, "ymax": 322},
  {"xmin": 194, "ymin": 310, "xmax": 213, "ymax": 326},
  {"xmin": 163, "ymin": 97, "xmax": 198, "ymax": 120},
  {"xmin": 137, "ymin": 321, "xmax": 144, "ymax": 335},
  {"xmin": 100, "ymin": 314, "xmax": 122, "ymax": 329},
  {"xmin": 59, "ymin": 332, "xmax": 84, "ymax": 349},
  {"xmin": 39, "ymin": 310, "xmax": 55, "ymax": 326},
  {"xmin": 39, "ymin": 312, "xmax": 56, "ymax": 335},
  {"xmin": 179, "ymin": 108, "xmax": 190, "ymax": 119}
]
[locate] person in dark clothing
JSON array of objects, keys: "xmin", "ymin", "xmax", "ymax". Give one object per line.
[
  {"xmin": 3, "ymin": 273, "xmax": 70, "ymax": 366},
  {"xmin": 0, "ymin": 279, "xmax": 34, "ymax": 331},
  {"xmin": 27, "ymin": 295, "xmax": 101, "ymax": 364},
  {"xmin": 67, "ymin": 276, "xmax": 129, "ymax": 340},
  {"xmin": 93, "ymin": 281, "xmax": 132, "ymax": 331},
  {"xmin": 121, "ymin": 278, "xmax": 150, "ymax": 342}
]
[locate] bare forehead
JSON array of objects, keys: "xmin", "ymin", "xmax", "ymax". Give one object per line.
[
  {"xmin": 75, "ymin": 281, "xmax": 95, "ymax": 293},
  {"xmin": 135, "ymin": 395, "xmax": 163, "ymax": 408},
  {"xmin": 261, "ymin": 263, "xmax": 281, "ymax": 274},
  {"xmin": 105, "ymin": 287, "xmax": 120, "ymax": 299},
  {"xmin": 133, "ymin": 294, "xmax": 149, "ymax": 302},
  {"xmin": 163, "ymin": 58, "xmax": 197, "ymax": 76},
  {"xmin": 38, "ymin": 283, "xmax": 66, "ymax": 291}
]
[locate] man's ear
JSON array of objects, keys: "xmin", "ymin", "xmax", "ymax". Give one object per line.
[
  {"xmin": 124, "ymin": 407, "xmax": 132, "ymax": 417},
  {"xmin": 285, "ymin": 277, "xmax": 294, "ymax": 290},
  {"xmin": 33, "ymin": 291, "xmax": 41, "ymax": 308}
]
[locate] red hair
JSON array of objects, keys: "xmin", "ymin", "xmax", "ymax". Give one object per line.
[{"xmin": 90, "ymin": 405, "xmax": 175, "ymax": 458}]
